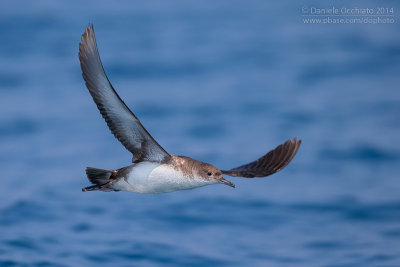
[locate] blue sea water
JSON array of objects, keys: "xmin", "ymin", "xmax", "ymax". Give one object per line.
[{"xmin": 1, "ymin": 0, "xmax": 400, "ymax": 266}]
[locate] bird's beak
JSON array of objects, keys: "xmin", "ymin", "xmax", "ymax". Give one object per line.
[{"xmin": 219, "ymin": 177, "xmax": 235, "ymax": 188}]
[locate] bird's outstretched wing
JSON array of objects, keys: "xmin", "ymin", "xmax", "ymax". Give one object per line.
[
  {"xmin": 79, "ymin": 24, "xmax": 170, "ymax": 163},
  {"xmin": 221, "ymin": 138, "xmax": 301, "ymax": 178}
]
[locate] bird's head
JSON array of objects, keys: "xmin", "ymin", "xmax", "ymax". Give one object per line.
[{"xmin": 198, "ymin": 163, "xmax": 235, "ymax": 188}]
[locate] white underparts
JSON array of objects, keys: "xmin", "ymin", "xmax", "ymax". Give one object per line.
[{"xmin": 111, "ymin": 162, "xmax": 216, "ymax": 193}]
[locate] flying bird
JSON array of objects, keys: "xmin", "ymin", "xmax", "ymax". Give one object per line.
[{"xmin": 79, "ymin": 24, "xmax": 301, "ymax": 194}]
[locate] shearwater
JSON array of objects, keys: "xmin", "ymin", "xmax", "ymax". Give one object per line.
[{"xmin": 79, "ymin": 24, "xmax": 301, "ymax": 194}]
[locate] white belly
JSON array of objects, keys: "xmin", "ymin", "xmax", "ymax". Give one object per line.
[{"xmin": 111, "ymin": 162, "xmax": 215, "ymax": 193}]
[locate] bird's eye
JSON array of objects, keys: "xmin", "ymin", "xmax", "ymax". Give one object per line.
[{"xmin": 207, "ymin": 172, "xmax": 212, "ymax": 176}]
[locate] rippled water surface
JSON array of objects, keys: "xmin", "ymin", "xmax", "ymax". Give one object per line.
[{"xmin": 1, "ymin": 1, "xmax": 400, "ymax": 266}]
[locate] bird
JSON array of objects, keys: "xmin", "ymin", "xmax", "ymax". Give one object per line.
[{"xmin": 79, "ymin": 24, "xmax": 301, "ymax": 194}]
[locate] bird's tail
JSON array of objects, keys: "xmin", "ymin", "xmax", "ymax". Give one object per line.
[{"xmin": 82, "ymin": 167, "xmax": 115, "ymax": 192}]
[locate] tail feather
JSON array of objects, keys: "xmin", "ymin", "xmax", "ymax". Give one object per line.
[
  {"xmin": 86, "ymin": 167, "xmax": 113, "ymax": 185},
  {"xmin": 83, "ymin": 167, "xmax": 115, "ymax": 192}
]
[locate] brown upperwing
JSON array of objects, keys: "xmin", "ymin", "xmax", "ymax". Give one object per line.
[{"xmin": 221, "ymin": 138, "xmax": 301, "ymax": 178}]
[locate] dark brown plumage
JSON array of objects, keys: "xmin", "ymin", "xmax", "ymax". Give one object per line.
[
  {"xmin": 79, "ymin": 24, "xmax": 170, "ymax": 164},
  {"xmin": 221, "ymin": 138, "xmax": 301, "ymax": 178}
]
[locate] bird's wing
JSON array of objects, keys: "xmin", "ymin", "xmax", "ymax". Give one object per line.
[
  {"xmin": 221, "ymin": 138, "xmax": 301, "ymax": 178},
  {"xmin": 79, "ymin": 24, "xmax": 170, "ymax": 163}
]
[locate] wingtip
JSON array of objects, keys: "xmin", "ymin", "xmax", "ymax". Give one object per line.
[
  {"xmin": 287, "ymin": 137, "xmax": 302, "ymax": 162},
  {"xmin": 80, "ymin": 23, "xmax": 95, "ymax": 43},
  {"xmin": 294, "ymin": 137, "xmax": 302, "ymax": 148},
  {"xmin": 290, "ymin": 137, "xmax": 302, "ymax": 148},
  {"xmin": 88, "ymin": 23, "xmax": 94, "ymax": 33},
  {"xmin": 79, "ymin": 23, "xmax": 98, "ymax": 62},
  {"xmin": 291, "ymin": 136, "xmax": 301, "ymax": 142},
  {"xmin": 86, "ymin": 23, "xmax": 94, "ymax": 32}
]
